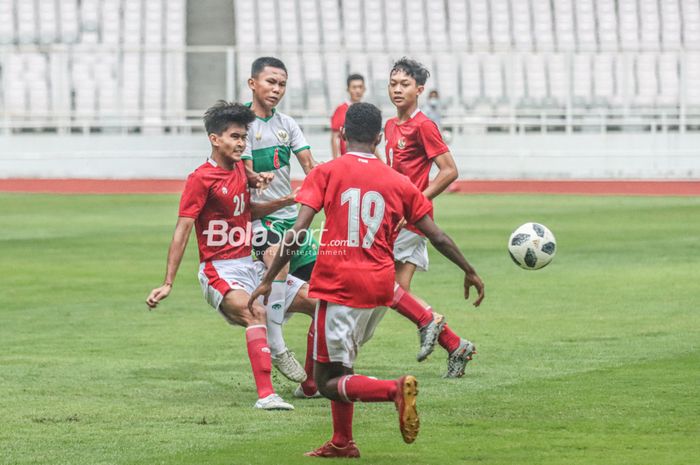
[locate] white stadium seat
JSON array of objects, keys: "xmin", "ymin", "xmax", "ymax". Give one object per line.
[
  {"xmin": 469, "ymin": 0, "xmax": 490, "ymax": 52},
  {"xmin": 532, "ymin": 0, "xmax": 555, "ymax": 51},
  {"xmin": 575, "ymin": 0, "xmax": 596, "ymax": 52},
  {"xmin": 491, "ymin": 0, "xmax": 511, "ymax": 51},
  {"xmin": 512, "ymin": 0, "xmax": 534, "ymax": 51},
  {"xmin": 552, "ymin": 0, "xmax": 576, "ymax": 51},
  {"xmin": 460, "ymin": 54, "xmax": 481, "ymax": 106},
  {"xmin": 447, "ymin": 0, "xmax": 469, "ymax": 49},
  {"xmin": 597, "ymin": 0, "xmax": 618, "ymax": 52}
]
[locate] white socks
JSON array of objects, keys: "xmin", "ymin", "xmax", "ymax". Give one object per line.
[{"xmin": 265, "ymin": 280, "xmax": 287, "ymax": 357}]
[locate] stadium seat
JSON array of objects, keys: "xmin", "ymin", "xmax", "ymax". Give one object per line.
[
  {"xmin": 638, "ymin": 0, "xmax": 660, "ymax": 51},
  {"xmin": 685, "ymin": 53, "xmax": 700, "ymax": 107},
  {"xmin": 506, "ymin": 54, "xmax": 527, "ymax": 107},
  {"xmin": 363, "ymin": 0, "xmax": 384, "ymax": 51},
  {"xmin": 531, "ymin": 0, "xmax": 554, "ymax": 51},
  {"xmin": 483, "ymin": 54, "xmax": 504, "ymax": 104},
  {"xmin": 319, "ymin": 0, "xmax": 341, "ymax": 47},
  {"xmin": 597, "ymin": 0, "xmax": 618, "ymax": 52},
  {"xmin": 525, "ymin": 54, "xmax": 547, "ymax": 105},
  {"xmin": 660, "ymin": 0, "xmax": 681, "ymax": 50},
  {"xmin": 469, "ymin": 0, "xmax": 490, "ymax": 52},
  {"xmin": 460, "ymin": 54, "xmax": 482, "ymax": 107},
  {"xmin": 304, "ymin": 52, "xmax": 328, "ymax": 114},
  {"xmin": 342, "ymin": 0, "xmax": 363, "ymax": 50},
  {"xmin": 548, "ymin": 53, "xmax": 568, "ymax": 107},
  {"xmin": 257, "ymin": 0, "xmax": 278, "ymax": 50},
  {"xmin": 426, "ymin": 0, "xmax": 449, "ymax": 51},
  {"xmin": 572, "ymin": 54, "xmax": 592, "ymax": 106},
  {"xmin": 406, "ymin": 0, "xmax": 428, "ymax": 51},
  {"xmin": 234, "ymin": 0, "xmax": 257, "ymax": 47},
  {"xmin": 385, "ymin": 0, "xmax": 406, "ymax": 51},
  {"xmin": 552, "ymin": 0, "xmax": 575, "ymax": 51},
  {"xmin": 435, "ymin": 53, "xmax": 458, "ymax": 107},
  {"xmin": 592, "ymin": 54, "xmax": 615, "ymax": 106},
  {"xmin": 324, "ymin": 52, "xmax": 347, "ymax": 109},
  {"xmin": 657, "ymin": 53, "xmax": 679, "ymax": 107},
  {"xmin": 447, "ymin": 0, "xmax": 469, "ymax": 49},
  {"xmin": 682, "ymin": 0, "xmax": 700, "ymax": 49},
  {"xmin": 575, "ymin": 0, "xmax": 596, "ymax": 52},
  {"xmin": 0, "ymin": 0, "xmax": 14, "ymax": 45},
  {"xmin": 619, "ymin": 0, "xmax": 639, "ymax": 51},
  {"xmin": 634, "ymin": 53, "xmax": 658, "ymax": 107},
  {"xmin": 300, "ymin": 0, "xmax": 321, "ymax": 48},
  {"xmin": 512, "ymin": 0, "xmax": 534, "ymax": 51},
  {"xmin": 491, "ymin": 0, "xmax": 511, "ymax": 51}
]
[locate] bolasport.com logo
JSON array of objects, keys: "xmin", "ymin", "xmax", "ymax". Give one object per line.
[{"xmin": 202, "ymin": 219, "xmax": 351, "ymax": 253}]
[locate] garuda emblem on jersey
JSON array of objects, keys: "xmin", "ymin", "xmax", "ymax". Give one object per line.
[
  {"xmin": 276, "ymin": 129, "xmax": 289, "ymax": 144},
  {"xmin": 397, "ymin": 138, "xmax": 406, "ymax": 149}
]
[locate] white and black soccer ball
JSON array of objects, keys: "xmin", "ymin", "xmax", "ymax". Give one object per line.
[{"xmin": 508, "ymin": 222, "xmax": 557, "ymax": 270}]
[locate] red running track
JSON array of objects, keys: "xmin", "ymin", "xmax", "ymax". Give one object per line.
[{"xmin": 0, "ymin": 178, "xmax": 699, "ymax": 196}]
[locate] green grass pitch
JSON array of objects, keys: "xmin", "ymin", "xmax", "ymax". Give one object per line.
[{"xmin": 0, "ymin": 193, "xmax": 698, "ymax": 465}]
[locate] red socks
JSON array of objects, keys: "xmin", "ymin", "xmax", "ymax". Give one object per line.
[
  {"xmin": 391, "ymin": 283, "xmax": 463, "ymax": 353},
  {"xmin": 390, "ymin": 284, "xmax": 433, "ymax": 327},
  {"xmin": 338, "ymin": 375, "xmax": 398, "ymax": 402},
  {"xmin": 245, "ymin": 325, "xmax": 274, "ymax": 399},
  {"xmin": 438, "ymin": 324, "xmax": 462, "ymax": 353},
  {"xmin": 300, "ymin": 321, "xmax": 319, "ymax": 395},
  {"xmin": 331, "ymin": 401, "xmax": 354, "ymax": 446}
]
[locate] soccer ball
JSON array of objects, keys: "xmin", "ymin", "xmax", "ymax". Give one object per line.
[{"xmin": 508, "ymin": 222, "xmax": 557, "ymax": 270}]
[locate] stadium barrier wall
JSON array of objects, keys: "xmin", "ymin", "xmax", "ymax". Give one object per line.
[{"xmin": 1, "ymin": 132, "xmax": 698, "ymax": 180}]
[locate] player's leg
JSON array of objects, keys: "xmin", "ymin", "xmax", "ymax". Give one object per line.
[
  {"xmin": 305, "ymin": 301, "xmax": 419, "ymax": 457},
  {"xmin": 393, "ymin": 231, "xmax": 476, "ymax": 372},
  {"xmin": 251, "ymin": 253, "xmax": 305, "ymax": 383},
  {"xmin": 284, "ymin": 279, "xmax": 321, "ymax": 398},
  {"xmin": 216, "ymin": 289, "xmax": 294, "ymax": 410}
]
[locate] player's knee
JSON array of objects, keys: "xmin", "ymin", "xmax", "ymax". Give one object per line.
[
  {"xmin": 243, "ymin": 303, "xmax": 267, "ymax": 327},
  {"xmin": 317, "ymin": 382, "xmax": 341, "ymax": 401}
]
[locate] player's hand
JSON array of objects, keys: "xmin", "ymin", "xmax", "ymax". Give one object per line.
[
  {"xmin": 146, "ymin": 283, "xmax": 172, "ymax": 310},
  {"xmin": 253, "ymin": 172, "xmax": 274, "ymax": 191},
  {"xmin": 394, "ymin": 217, "xmax": 407, "ymax": 232},
  {"xmin": 248, "ymin": 281, "xmax": 272, "ymax": 311},
  {"xmin": 281, "ymin": 187, "xmax": 300, "ymax": 206},
  {"xmin": 463, "ymin": 272, "xmax": 485, "ymax": 307}
]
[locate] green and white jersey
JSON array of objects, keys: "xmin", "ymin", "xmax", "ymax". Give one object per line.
[{"xmin": 242, "ymin": 105, "xmax": 310, "ymax": 219}]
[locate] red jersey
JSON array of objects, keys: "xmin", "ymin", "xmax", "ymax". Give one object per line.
[
  {"xmin": 178, "ymin": 159, "xmax": 252, "ymax": 263},
  {"xmin": 330, "ymin": 102, "xmax": 350, "ymax": 155},
  {"xmin": 296, "ymin": 152, "xmax": 433, "ymax": 308},
  {"xmin": 384, "ymin": 109, "xmax": 449, "ymax": 234}
]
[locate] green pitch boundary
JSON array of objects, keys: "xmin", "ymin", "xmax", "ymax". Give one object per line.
[{"xmin": 0, "ymin": 178, "xmax": 699, "ymax": 195}]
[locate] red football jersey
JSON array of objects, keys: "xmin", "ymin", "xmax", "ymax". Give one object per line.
[
  {"xmin": 384, "ymin": 109, "xmax": 449, "ymax": 234},
  {"xmin": 330, "ymin": 102, "xmax": 350, "ymax": 155},
  {"xmin": 296, "ymin": 152, "xmax": 433, "ymax": 308},
  {"xmin": 179, "ymin": 159, "xmax": 252, "ymax": 262}
]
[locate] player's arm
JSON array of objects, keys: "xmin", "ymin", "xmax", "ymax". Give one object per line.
[
  {"xmin": 250, "ymin": 187, "xmax": 299, "ymax": 219},
  {"xmin": 146, "ymin": 217, "xmax": 195, "ymax": 309},
  {"xmin": 243, "ymin": 159, "xmax": 274, "ymax": 190},
  {"xmin": 423, "ymin": 151, "xmax": 458, "ymax": 200},
  {"xmin": 248, "ymin": 204, "xmax": 316, "ymax": 308},
  {"xmin": 414, "ymin": 214, "xmax": 485, "ymax": 307},
  {"xmin": 331, "ymin": 130, "xmax": 341, "ymax": 159},
  {"xmin": 295, "ymin": 148, "xmax": 319, "ymax": 174}
]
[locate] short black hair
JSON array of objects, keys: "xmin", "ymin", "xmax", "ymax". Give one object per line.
[
  {"xmin": 390, "ymin": 57, "xmax": 430, "ymax": 86},
  {"xmin": 346, "ymin": 73, "xmax": 365, "ymax": 87},
  {"xmin": 344, "ymin": 102, "xmax": 382, "ymax": 144},
  {"xmin": 203, "ymin": 101, "xmax": 255, "ymax": 135},
  {"xmin": 251, "ymin": 56, "xmax": 287, "ymax": 78}
]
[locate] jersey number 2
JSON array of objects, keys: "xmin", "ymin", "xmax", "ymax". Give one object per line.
[
  {"xmin": 341, "ymin": 188, "xmax": 385, "ymax": 248},
  {"xmin": 232, "ymin": 193, "xmax": 245, "ymax": 216}
]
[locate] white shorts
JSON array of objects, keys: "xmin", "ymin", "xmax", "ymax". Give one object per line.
[
  {"xmin": 393, "ymin": 229, "xmax": 429, "ymax": 271},
  {"xmin": 313, "ymin": 300, "xmax": 388, "ymax": 368},
  {"xmin": 198, "ymin": 256, "xmax": 305, "ymax": 323}
]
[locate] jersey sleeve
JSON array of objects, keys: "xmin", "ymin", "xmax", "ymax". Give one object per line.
[
  {"xmin": 288, "ymin": 118, "xmax": 311, "ymax": 154},
  {"xmin": 241, "ymin": 129, "xmax": 253, "ymax": 160},
  {"xmin": 419, "ymin": 119, "xmax": 449, "ymax": 159},
  {"xmin": 295, "ymin": 165, "xmax": 327, "ymax": 212},
  {"xmin": 330, "ymin": 105, "xmax": 344, "ymax": 131},
  {"xmin": 402, "ymin": 180, "xmax": 433, "ymax": 225},
  {"xmin": 178, "ymin": 173, "xmax": 209, "ymax": 219}
]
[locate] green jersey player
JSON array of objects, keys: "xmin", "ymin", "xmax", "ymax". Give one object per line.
[{"xmin": 242, "ymin": 57, "xmax": 321, "ymax": 396}]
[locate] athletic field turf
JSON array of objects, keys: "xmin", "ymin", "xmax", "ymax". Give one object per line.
[{"xmin": 1, "ymin": 193, "xmax": 698, "ymax": 465}]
